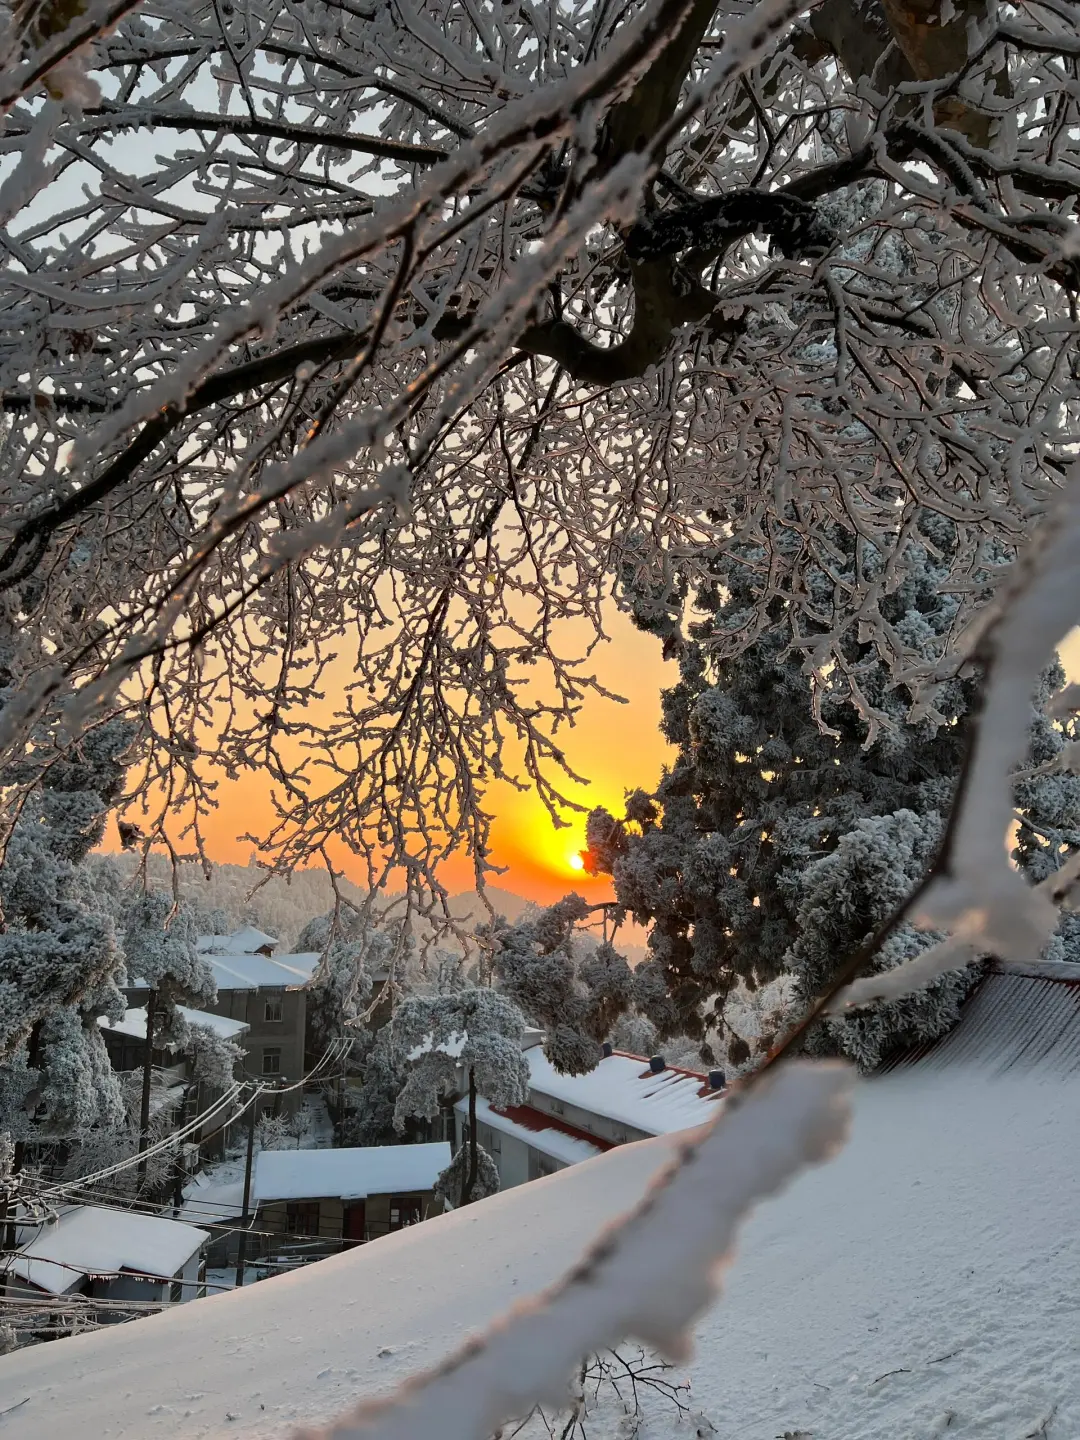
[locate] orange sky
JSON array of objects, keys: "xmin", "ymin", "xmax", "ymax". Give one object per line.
[
  {"xmin": 146, "ymin": 607, "xmax": 676, "ymax": 906},
  {"xmin": 113, "ymin": 616, "xmax": 1080, "ymax": 910}
]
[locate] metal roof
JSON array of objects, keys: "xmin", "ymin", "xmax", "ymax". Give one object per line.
[{"xmin": 881, "ymin": 961, "xmax": 1080, "ymax": 1077}]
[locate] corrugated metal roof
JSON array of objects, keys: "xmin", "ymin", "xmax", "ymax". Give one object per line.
[{"xmin": 882, "ymin": 962, "xmax": 1080, "ymax": 1077}]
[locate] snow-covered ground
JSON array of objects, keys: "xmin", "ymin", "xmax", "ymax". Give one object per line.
[{"xmin": 1, "ymin": 1068, "xmax": 1077, "ymax": 1439}]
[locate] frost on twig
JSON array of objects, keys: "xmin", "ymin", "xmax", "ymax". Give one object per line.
[
  {"xmin": 915, "ymin": 468, "xmax": 1080, "ymax": 960},
  {"xmin": 830, "ymin": 849, "xmax": 1080, "ymax": 1014},
  {"xmin": 296, "ymin": 1061, "xmax": 852, "ymax": 1440}
]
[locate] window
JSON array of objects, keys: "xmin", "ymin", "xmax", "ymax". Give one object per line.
[
  {"xmin": 263, "ymin": 994, "xmax": 283, "ymax": 1023},
  {"xmin": 261, "ymin": 1047, "xmax": 281, "ymax": 1075},
  {"xmin": 286, "ymin": 1202, "xmax": 320, "ymax": 1235},
  {"xmin": 388, "ymin": 1196, "xmax": 422, "ymax": 1231},
  {"xmin": 528, "ymin": 1148, "xmax": 560, "ymax": 1182}
]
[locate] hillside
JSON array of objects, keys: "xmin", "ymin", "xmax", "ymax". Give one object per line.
[{"xmin": 90, "ymin": 852, "xmax": 540, "ymax": 949}]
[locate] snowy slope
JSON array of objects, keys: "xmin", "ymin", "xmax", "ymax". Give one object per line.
[{"xmin": 1, "ymin": 1069, "xmax": 1077, "ymax": 1439}]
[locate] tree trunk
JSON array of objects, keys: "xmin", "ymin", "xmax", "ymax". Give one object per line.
[
  {"xmin": 1, "ymin": 1023, "xmax": 42, "ymax": 1253},
  {"xmin": 137, "ymin": 987, "xmax": 157, "ymax": 1187},
  {"xmin": 462, "ymin": 1066, "xmax": 478, "ymax": 1207}
]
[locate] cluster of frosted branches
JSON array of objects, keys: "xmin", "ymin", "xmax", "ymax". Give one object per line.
[
  {"xmin": 495, "ymin": 1346, "xmax": 703, "ymax": 1439},
  {"xmin": 2, "ymin": 0, "xmax": 1079, "ymax": 907}
]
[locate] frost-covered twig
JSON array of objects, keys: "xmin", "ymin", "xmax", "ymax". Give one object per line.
[{"xmin": 915, "ymin": 468, "xmax": 1080, "ymax": 958}]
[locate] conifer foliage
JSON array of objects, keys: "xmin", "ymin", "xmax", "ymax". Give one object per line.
[
  {"xmin": 0, "ymin": 715, "xmax": 133, "ymax": 1145},
  {"xmin": 487, "ymin": 897, "xmax": 635, "ymax": 1074},
  {"xmin": 297, "ymin": 905, "xmax": 390, "ymax": 1064},
  {"xmin": 586, "ymin": 521, "xmax": 1080, "ymax": 1070}
]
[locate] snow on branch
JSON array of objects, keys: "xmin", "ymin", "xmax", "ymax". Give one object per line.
[
  {"xmin": 297, "ymin": 1061, "xmax": 852, "ymax": 1440},
  {"xmin": 914, "ymin": 467, "xmax": 1080, "ymax": 959},
  {"xmin": 831, "ymin": 848, "xmax": 1080, "ymax": 1014}
]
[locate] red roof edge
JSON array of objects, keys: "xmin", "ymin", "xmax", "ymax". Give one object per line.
[
  {"xmin": 611, "ymin": 1049, "xmax": 715, "ymax": 1085},
  {"xmin": 490, "ymin": 1102, "xmax": 616, "ymax": 1153}
]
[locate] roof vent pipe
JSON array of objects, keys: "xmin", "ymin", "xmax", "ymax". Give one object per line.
[
  {"xmin": 708, "ymin": 1069, "xmax": 726, "ymax": 1091},
  {"xmin": 649, "ymin": 1055, "xmax": 665, "ymax": 1074},
  {"xmin": 602, "ymin": 1041, "xmax": 613, "ymax": 1058}
]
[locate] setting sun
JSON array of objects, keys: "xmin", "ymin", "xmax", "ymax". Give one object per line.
[{"xmin": 568, "ymin": 853, "xmax": 585, "ymax": 872}]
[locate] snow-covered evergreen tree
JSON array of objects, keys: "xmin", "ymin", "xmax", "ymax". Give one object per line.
[
  {"xmin": 586, "ymin": 516, "xmax": 1080, "ymax": 1069},
  {"xmin": 122, "ymin": 891, "xmax": 216, "ymax": 1010},
  {"xmin": 393, "ymin": 983, "xmax": 529, "ymax": 1205},
  {"xmin": 340, "ymin": 1028, "xmax": 408, "ymax": 1149},
  {"xmin": 784, "ymin": 811, "xmax": 968, "ymax": 1070},
  {"xmin": 299, "ymin": 906, "xmax": 392, "ymax": 1065},
  {"xmin": 435, "ymin": 1143, "xmax": 500, "ymax": 1209},
  {"xmin": 0, "ymin": 714, "xmax": 134, "ymax": 1155},
  {"xmin": 487, "ymin": 896, "xmax": 635, "ymax": 1074}
]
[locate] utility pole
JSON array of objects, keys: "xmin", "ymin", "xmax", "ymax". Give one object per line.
[
  {"xmin": 234, "ymin": 1085, "xmax": 258, "ymax": 1288},
  {"xmin": 137, "ymin": 987, "xmax": 157, "ymax": 1187}
]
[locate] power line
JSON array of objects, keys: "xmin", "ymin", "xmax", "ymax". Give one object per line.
[
  {"xmin": 21, "ymin": 1035, "xmax": 355, "ymax": 1214},
  {"xmin": 32, "ymin": 1081, "xmax": 249, "ymax": 1201}
]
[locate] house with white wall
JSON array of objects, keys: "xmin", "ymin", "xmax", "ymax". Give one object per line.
[
  {"xmin": 4, "ymin": 1205, "xmax": 209, "ymax": 1324},
  {"xmin": 457, "ymin": 1046, "xmax": 727, "ymax": 1189}
]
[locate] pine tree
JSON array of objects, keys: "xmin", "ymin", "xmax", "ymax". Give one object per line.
[
  {"xmin": 586, "ymin": 515, "xmax": 1080, "ymax": 1069},
  {"xmin": 298, "ymin": 906, "xmax": 391, "ymax": 1065},
  {"xmin": 0, "ymin": 716, "xmax": 134, "ymax": 1158},
  {"xmin": 119, "ymin": 890, "xmax": 220, "ymax": 1181},
  {"xmin": 435, "ymin": 1143, "xmax": 500, "ymax": 1208},
  {"xmin": 486, "ymin": 896, "xmax": 635, "ymax": 1074},
  {"xmin": 392, "ymin": 983, "xmax": 529, "ymax": 1205},
  {"xmin": 783, "ymin": 810, "xmax": 967, "ymax": 1070},
  {"xmin": 340, "ymin": 1028, "xmax": 409, "ymax": 1148}
]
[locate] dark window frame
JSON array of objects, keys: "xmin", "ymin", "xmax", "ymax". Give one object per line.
[{"xmin": 285, "ymin": 1201, "xmax": 320, "ymax": 1235}]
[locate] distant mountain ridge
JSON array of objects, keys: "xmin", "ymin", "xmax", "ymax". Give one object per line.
[
  {"xmin": 92, "ymin": 852, "xmax": 538, "ymax": 946},
  {"xmin": 91, "ymin": 852, "xmax": 645, "ymax": 963}
]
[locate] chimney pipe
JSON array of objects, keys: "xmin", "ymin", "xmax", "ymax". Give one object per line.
[
  {"xmin": 649, "ymin": 1055, "xmax": 665, "ymax": 1074},
  {"xmin": 708, "ymin": 1068, "xmax": 726, "ymax": 1091}
]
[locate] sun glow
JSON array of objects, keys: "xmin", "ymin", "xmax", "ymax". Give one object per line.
[{"xmin": 568, "ymin": 852, "xmax": 585, "ymax": 871}]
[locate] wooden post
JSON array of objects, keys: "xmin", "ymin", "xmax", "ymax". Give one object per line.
[
  {"xmin": 234, "ymin": 1087, "xmax": 258, "ymax": 1288},
  {"xmin": 137, "ymin": 987, "xmax": 157, "ymax": 1187}
]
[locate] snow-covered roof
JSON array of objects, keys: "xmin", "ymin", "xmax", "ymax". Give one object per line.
[
  {"xmin": 177, "ymin": 1172, "xmax": 247, "ymax": 1225},
  {"xmin": 253, "ymin": 1143, "xmax": 451, "ymax": 1204},
  {"xmin": 99, "ymin": 1005, "xmax": 249, "ymax": 1043},
  {"xmin": 3, "ymin": 1066, "xmax": 1078, "ymax": 1440},
  {"xmin": 455, "ymin": 1093, "xmax": 606, "ymax": 1167},
  {"xmin": 196, "ymin": 926, "xmax": 279, "ymax": 955},
  {"xmin": 525, "ymin": 1048, "xmax": 724, "ymax": 1136},
  {"xmin": 884, "ymin": 960, "xmax": 1080, "ymax": 1076},
  {"xmin": 201, "ymin": 950, "xmax": 322, "ymax": 991},
  {"xmin": 7, "ymin": 1205, "xmax": 208, "ymax": 1297}
]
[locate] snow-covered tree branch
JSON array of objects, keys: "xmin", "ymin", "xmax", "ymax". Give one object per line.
[{"xmin": 3, "ymin": 0, "xmax": 1078, "ymax": 910}]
